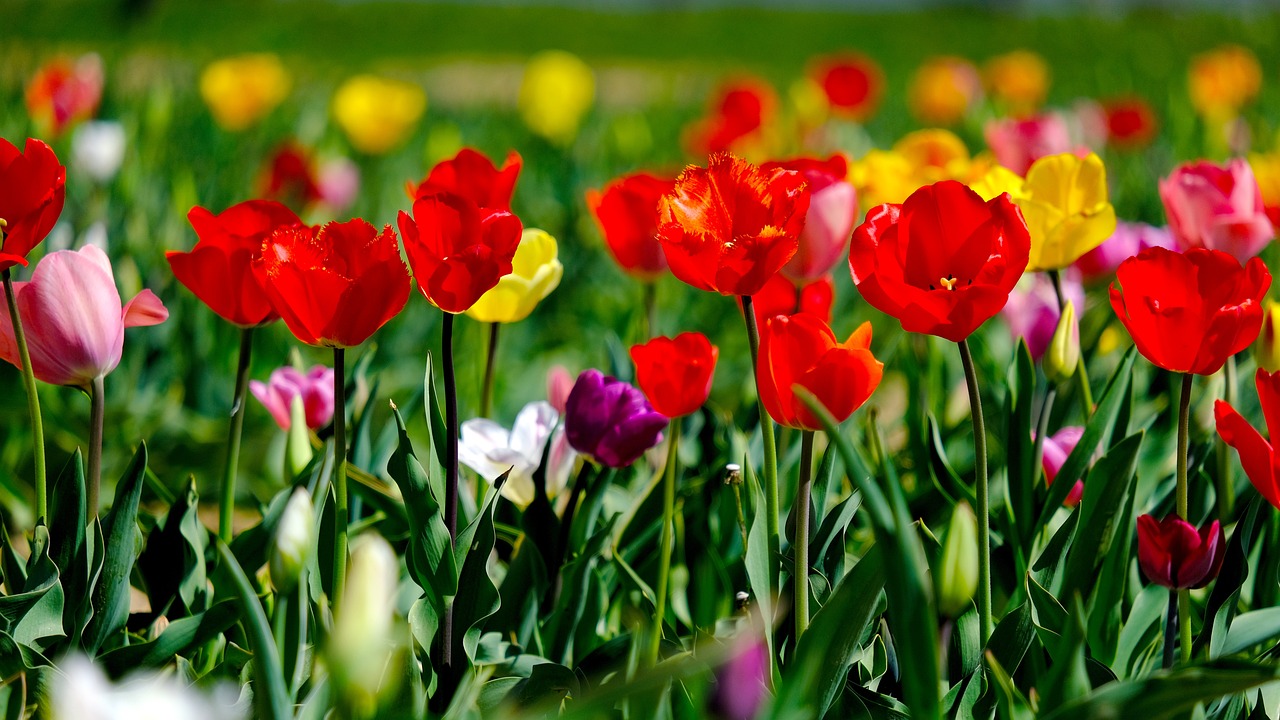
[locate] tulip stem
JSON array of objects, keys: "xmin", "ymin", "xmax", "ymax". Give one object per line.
[
  {"xmin": 481, "ymin": 322, "xmax": 499, "ymax": 419},
  {"xmin": 643, "ymin": 281, "xmax": 657, "ymax": 339},
  {"xmin": 648, "ymin": 429, "xmax": 679, "ymax": 667},
  {"xmin": 1177, "ymin": 371, "xmax": 1193, "ymax": 664},
  {"xmin": 1163, "ymin": 589, "xmax": 1177, "ymax": 669},
  {"xmin": 88, "ymin": 376, "xmax": 105, "ymax": 519},
  {"xmin": 794, "ymin": 430, "xmax": 815, "ymax": 640},
  {"xmin": 332, "ymin": 348, "xmax": 348, "ymax": 616},
  {"xmin": 219, "ymin": 327, "xmax": 254, "ymax": 543},
  {"xmin": 442, "ymin": 312, "xmax": 461, "ymax": 672},
  {"xmin": 1031, "ymin": 387, "xmax": 1057, "ymax": 493},
  {"xmin": 1216, "ymin": 356, "xmax": 1237, "ymax": 519},
  {"xmin": 741, "ymin": 295, "xmax": 780, "ymax": 592},
  {"xmin": 2, "ymin": 269, "xmax": 45, "ymax": 523},
  {"xmin": 1048, "ymin": 269, "xmax": 1093, "ymax": 415},
  {"xmin": 958, "ymin": 339, "xmax": 991, "ymax": 641}
]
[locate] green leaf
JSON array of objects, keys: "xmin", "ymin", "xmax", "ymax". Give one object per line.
[
  {"xmin": 450, "ymin": 470, "xmax": 505, "ymax": 665},
  {"xmin": 0, "ymin": 630, "xmax": 51, "ymax": 676},
  {"xmin": 424, "ymin": 351, "xmax": 450, "ymax": 497},
  {"xmin": 743, "ymin": 460, "xmax": 777, "ymax": 671},
  {"xmin": 1040, "ymin": 659, "xmax": 1280, "ymax": 720},
  {"xmin": 1002, "ymin": 341, "xmax": 1036, "ymax": 546},
  {"xmin": 1220, "ymin": 608, "xmax": 1280, "ymax": 657},
  {"xmin": 85, "ymin": 442, "xmax": 147, "ymax": 656},
  {"xmin": 1201, "ymin": 496, "xmax": 1264, "ymax": 659},
  {"xmin": 214, "ymin": 542, "xmax": 292, "ymax": 720},
  {"xmin": 1060, "ymin": 432, "xmax": 1142, "ymax": 601},
  {"xmin": 987, "ymin": 600, "xmax": 1034, "ymax": 677},
  {"xmin": 97, "ymin": 599, "xmax": 240, "ymax": 675},
  {"xmin": 46, "ymin": 451, "xmax": 85, "ymax": 610},
  {"xmin": 1039, "ymin": 594, "xmax": 1092, "ymax": 709},
  {"xmin": 1113, "ymin": 583, "xmax": 1166, "ymax": 679},
  {"xmin": 1028, "ymin": 573, "xmax": 1069, "ymax": 641},
  {"xmin": 507, "ymin": 662, "xmax": 580, "ymax": 709},
  {"xmin": 137, "ymin": 478, "xmax": 208, "ymax": 620},
  {"xmin": 387, "ymin": 405, "xmax": 457, "ymax": 613},
  {"xmin": 229, "ymin": 484, "xmax": 293, "ymax": 574},
  {"xmin": 984, "ymin": 651, "xmax": 1035, "ymax": 720},
  {"xmin": 0, "ymin": 524, "xmax": 64, "ymax": 651},
  {"xmin": 927, "ymin": 414, "xmax": 975, "ymax": 508}
]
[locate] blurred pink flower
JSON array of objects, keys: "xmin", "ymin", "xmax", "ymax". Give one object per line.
[
  {"xmin": 1073, "ymin": 221, "xmax": 1175, "ymax": 282},
  {"xmin": 0, "ymin": 245, "xmax": 167, "ymax": 388},
  {"xmin": 1041, "ymin": 426, "xmax": 1085, "ymax": 507},
  {"xmin": 1001, "ymin": 270, "xmax": 1083, "ymax": 360},
  {"xmin": 318, "ymin": 157, "xmax": 360, "ymax": 213},
  {"xmin": 984, "ymin": 113, "xmax": 1075, "ymax": 175},
  {"xmin": 711, "ymin": 637, "xmax": 769, "ymax": 720},
  {"xmin": 250, "ymin": 365, "xmax": 335, "ymax": 431},
  {"xmin": 1160, "ymin": 158, "xmax": 1275, "ymax": 261},
  {"xmin": 547, "ymin": 364, "xmax": 574, "ymax": 414}
]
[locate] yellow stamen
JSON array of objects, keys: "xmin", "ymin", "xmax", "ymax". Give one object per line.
[{"xmin": 939, "ymin": 276, "xmax": 957, "ymax": 291}]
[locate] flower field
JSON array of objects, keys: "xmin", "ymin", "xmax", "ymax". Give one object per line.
[{"xmin": 6, "ymin": 2, "xmax": 1280, "ymax": 718}]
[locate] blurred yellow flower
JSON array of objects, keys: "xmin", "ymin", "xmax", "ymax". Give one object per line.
[
  {"xmin": 466, "ymin": 229, "xmax": 563, "ymax": 324},
  {"xmin": 332, "ymin": 75, "xmax": 426, "ymax": 155},
  {"xmin": 908, "ymin": 56, "xmax": 983, "ymax": 126},
  {"xmin": 1255, "ymin": 301, "xmax": 1280, "ymax": 373},
  {"xmin": 983, "ymin": 50, "xmax": 1049, "ymax": 116},
  {"xmin": 518, "ymin": 51, "xmax": 595, "ymax": 146},
  {"xmin": 851, "ymin": 149, "xmax": 914, "ymax": 210},
  {"xmin": 199, "ymin": 54, "xmax": 290, "ymax": 131},
  {"xmin": 1015, "ymin": 152, "xmax": 1117, "ymax": 271},
  {"xmin": 970, "ymin": 164, "xmax": 1026, "ymax": 202},
  {"xmin": 852, "ymin": 129, "xmax": 972, "ymax": 211},
  {"xmin": 1189, "ymin": 45, "xmax": 1261, "ymax": 119},
  {"xmin": 1249, "ymin": 151, "xmax": 1280, "ymax": 226}
]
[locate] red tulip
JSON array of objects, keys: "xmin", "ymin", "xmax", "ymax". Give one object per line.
[
  {"xmin": 25, "ymin": 54, "xmax": 103, "ymax": 138},
  {"xmin": 407, "ymin": 148, "xmax": 521, "ymax": 211},
  {"xmin": 684, "ymin": 78, "xmax": 776, "ymax": 156},
  {"xmin": 585, "ymin": 172, "xmax": 674, "ymax": 281},
  {"xmin": 1102, "ymin": 97, "xmax": 1158, "ymax": 149},
  {"xmin": 0, "ymin": 138, "xmax": 66, "ymax": 271},
  {"xmin": 761, "ymin": 155, "xmax": 857, "ymax": 283},
  {"xmin": 1216, "ymin": 368, "xmax": 1280, "ymax": 509},
  {"xmin": 1137, "ymin": 514, "xmax": 1225, "ymax": 590},
  {"xmin": 748, "ymin": 274, "xmax": 835, "ymax": 324},
  {"xmin": 658, "ymin": 152, "xmax": 809, "ymax": 297},
  {"xmin": 255, "ymin": 219, "xmax": 410, "ymax": 347},
  {"xmin": 811, "ymin": 53, "xmax": 884, "ymax": 121},
  {"xmin": 630, "ymin": 332, "xmax": 719, "ymax": 419},
  {"xmin": 398, "ymin": 192, "xmax": 523, "ymax": 313},
  {"xmin": 757, "ymin": 314, "xmax": 883, "ymax": 431},
  {"xmin": 169, "ymin": 200, "xmax": 304, "ymax": 327},
  {"xmin": 260, "ymin": 142, "xmax": 323, "ymax": 209},
  {"xmin": 849, "ymin": 180, "xmax": 1031, "ymax": 342},
  {"xmin": 1109, "ymin": 246, "xmax": 1270, "ymax": 375}
]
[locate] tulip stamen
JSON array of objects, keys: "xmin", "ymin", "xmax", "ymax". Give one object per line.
[{"xmin": 939, "ymin": 275, "xmax": 958, "ymax": 291}]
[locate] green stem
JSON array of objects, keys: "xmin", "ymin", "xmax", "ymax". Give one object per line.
[
  {"xmin": 1177, "ymin": 371, "xmax": 1193, "ymax": 664},
  {"xmin": 958, "ymin": 339, "xmax": 991, "ymax": 641},
  {"xmin": 795, "ymin": 430, "xmax": 815, "ymax": 639},
  {"xmin": 1164, "ymin": 589, "xmax": 1177, "ymax": 669},
  {"xmin": 643, "ymin": 281, "xmax": 657, "ymax": 339},
  {"xmin": 1217, "ymin": 355, "xmax": 1237, "ymax": 519},
  {"xmin": 480, "ymin": 321, "xmax": 499, "ymax": 419},
  {"xmin": 219, "ymin": 327, "xmax": 254, "ymax": 543},
  {"xmin": 3, "ymin": 270, "xmax": 46, "ymax": 522},
  {"xmin": 332, "ymin": 348, "xmax": 348, "ymax": 614},
  {"xmin": 88, "ymin": 375, "xmax": 105, "ymax": 519},
  {"xmin": 648, "ymin": 429, "xmax": 679, "ymax": 667},
  {"xmin": 1031, "ymin": 387, "xmax": 1057, "ymax": 493},
  {"xmin": 442, "ymin": 312, "xmax": 461, "ymax": 672},
  {"xmin": 741, "ymin": 295, "xmax": 780, "ymax": 593}
]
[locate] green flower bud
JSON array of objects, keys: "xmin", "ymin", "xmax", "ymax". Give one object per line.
[
  {"xmin": 1044, "ymin": 301, "xmax": 1079, "ymax": 386},
  {"xmin": 936, "ymin": 501, "xmax": 979, "ymax": 618},
  {"xmin": 269, "ymin": 488, "xmax": 313, "ymax": 594},
  {"xmin": 284, "ymin": 395, "xmax": 313, "ymax": 481},
  {"xmin": 330, "ymin": 533, "xmax": 401, "ymax": 715}
]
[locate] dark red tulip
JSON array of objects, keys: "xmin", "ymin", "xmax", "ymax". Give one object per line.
[{"xmin": 1137, "ymin": 514, "xmax": 1225, "ymax": 590}]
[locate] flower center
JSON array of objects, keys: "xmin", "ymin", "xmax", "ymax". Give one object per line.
[{"xmin": 929, "ymin": 274, "xmax": 967, "ymax": 291}]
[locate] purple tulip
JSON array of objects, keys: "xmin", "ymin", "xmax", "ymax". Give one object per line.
[
  {"xmin": 564, "ymin": 369, "xmax": 667, "ymax": 468},
  {"xmin": 250, "ymin": 365, "xmax": 335, "ymax": 431},
  {"xmin": 1000, "ymin": 271, "xmax": 1084, "ymax": 361},
  {"xmin": 1073, "ymin": 221, "xmax": 1174, "ymax": 282},
  {"xmin": 710, "ymin": 638, "xmax": 769, "ymax": 720}
]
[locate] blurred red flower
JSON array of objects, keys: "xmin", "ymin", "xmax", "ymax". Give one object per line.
[
  {"xmin": 684, "ymin": 78, "xmax": 776, "ymax": 156},
  {"xmin": 586, "ymin": 172, "xmax": 674, "ymax": 281},
  {"xmin": 25, "ymin": 54, "xmax": 102, "ymax": 137},
  {"xmin": 757, "ymin": 314, "xmax": 882, "ymax": 430},
  {"xmin": 398, "ymin": 193, "xmax": 523, "ymax": 313},
  {"xmin": 630, "ymin": 332, "xmax": 719, "ymax": 419},
  {"xmin": 811, "ymin": 53, "xmax": 884, "ymax": 122},
  {"xmin": 1137, "ymin": 514, "xmax": 1225, "ymax": 590},
  {"xmin": 1102, "ymin": 97, "xmax": 1158, "ymax": 149},
  {"xmin": 407, "ymin": 148, "xmax": 521, "ymax": 211},
  {"xmin": 260, "ymin": 143, "xmax": 323, "ymax": 209},
  {"xmin": 0, "ymin": 138, "xmax": 66, "ymax": 271}
]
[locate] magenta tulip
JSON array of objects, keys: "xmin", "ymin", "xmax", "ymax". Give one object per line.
[
  {"xmin": 1137, "ymin": 514, "xmax": 1225, "ymax": 590},
  {"xmin": 1160, "ymin": 158, "xmax": 1275, "ymax": 261},
  {"xmin": 250, "ymin": 365, "xmax": 336, "ymax": 431},
  {"xmin": 1041, "ymin": 426, "xmax": 1085, "ymax": 507}
]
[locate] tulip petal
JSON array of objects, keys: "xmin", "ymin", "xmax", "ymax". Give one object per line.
[{"xmin": 122, "ymin": 289, "xmax": 168, "ymax": 328}]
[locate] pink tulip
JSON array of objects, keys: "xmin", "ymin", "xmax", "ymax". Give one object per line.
[
  {"xmin": 1073, "ymin": 221, "xmax": 1175, "ymax": 282},
  {"xmin": 0, "ymin": 245, "xmax": 166, "ymax": 388},
  {"xmin": 546, "ymin": 364, "xmax": 574, "ymax": 414},
  {"xmin": 1160, "ymin": 158, "xmax": 1275, "ymax": 261},
  {"xmin": 984, "ymin": 113, "xmax": 1075, "ymax": 176},
  {"xmin": 1042, "ymin": 426, "xmax": 1085, "ymax": 507},
  {"xmin": 762, "ymin": 155, "xmax": 858, "ymax": 283},
  {"xmin": 1001, "ymin": 271, "xmax": 1084, "ymax": 361},
  {"xmin": 250, "ymin": 365, "xmax": 336, "ymax": 431}
]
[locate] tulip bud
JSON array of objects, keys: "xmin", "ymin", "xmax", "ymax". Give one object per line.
[
  {"xmin": 330, "ymin": 533, "xmax": 401, "ymax": 714},
  {"xmin": 1255, "ymin": 301, "xmax": 1280, "ymax": 372},
  {"xmin": 284, "ymin": 395, "xmax": 314, "ymax": 481},
  {"xmin": 1044, "ymin": 301, "xmax": 1079, "ymax": 386},
  {"xmin": 936, "ymin": 501, "xmax": 979, "ymax": 618},
  {"xmin": 269, "ymin": 488, "xmax": 314, "ymax": 594}
]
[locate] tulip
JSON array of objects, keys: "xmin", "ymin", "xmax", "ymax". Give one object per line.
[
  {"xmin": 1137, "ymin": 514, "xmax": 1225, "ymax": 590},
  {"xmin": 850, "ymin": 149, "xmax": 914, "ymax": 211},
  {"xmin": 458, "ymin": 400, "xmax": 577, "ymax": 507},
  {"xmin": 1216, "ymin": 369, "xmax": 1280, "ymax": 509},
  {"xmin": 518, "ymin": 50, "xmax": 595, "ymax": 146},
  {"xmin": 564, "ymin": 369, "xmax": 667, "ymax": 468},
  {"xmin": 199, "ymin": 54, "xmax": 290, "ymax": 131},
  {"xmin": 908, "ymin": 56, "xmax": 983, "ymax": 126},
  {"xmin": 1110, "ymin": 247, "xmax": 1270, "ymax": 376},
  {"xmin": 26, "ymin": 54, "xmax": 103, "ymax": 138},
  {"xmin": 1102, "ymin": 96, "xmax": 1158, "ymax": 149},
  {"xmin": 1160, "ymin": 158, "xmax": 1275, "ymax": 262},
  {"xmin": 270, "ymin": 488, "xmax": 315, "ymax": 594},
  {"xmin": 749, "ymin": 274, "xmax": 835, "ymax": 324},
  {"xmin": 1255, "ymin": 302, "xmax": 1280, "ymax": 373},
  {"xmin": 586, "ymin": 172, "xmax": 674, "ymax": 281},
  {"xmin": 761, "ymin": 155, "xmax": 857, "ymax": 283},
  {"xmin": 318, "ymin": 157, "xmax": 361, "ymax": 213},
  {"xmin": 1044, "ymin": 301, "xmax": 1080, "ymax": 386},
  {"xmin": 757, "ymin": 315, "xmax": 882, "ymax": 431},
  {"xmin": 630, "ymin": 332, "xmax": 718, "ymax": 419},
  {"xmin": 169, "ymin": 200, "xmax": 304, "ymax": 328},
  {"xmin": 1040, "ymin": 426, "xmax": 1085, "ymax": 507},
  {"xmin": 71, "ymin": 120, "xmax": 125, "ymax": 183},
  {"xmin": 894, "ymin": 129, "xmax": 973, "ymax": 186},
  {"xmin": 983, "ymin": 50, "xmax": 1050, "ymax": 116},
  {"xmin": 684, "ymin": 78, "xmax": 776, "ymax": 156},
  {"xmin": 658, "ymin": 152, "xmax": 809, "ymax": 297},
  {"xmin": 1073, "ymin": 221, "xmax": 1174, "ymax": 282},
  {"xmin": 1188, "ymin": 45, "xmax": 1261, "ymax": 119},
  {"xmin": 408, "ymin": 147, "xmax": 522, "ymax": 211},
  {"xmin": 1016, "ymin": 152, "xmax": 1117, "ymax": 271},
  {"xmin": 251, "ymin": 365, "xmax": 335, "ymax": 431},
  {"xmin": 259, "ymin": 143, "xmax": 323, "ymax": 210},
  {"xmin": 936, "ymin": 501, "xmax": 979, "ymax": 618},
  {"xmin": 0, "ymin": 138, "xmax": 66, "ymax": 270},
  {"xmin": 466, "ymin": 229, "xmax": 562, "ymax": 324},
  {"xmin": 809, "ymin": 53, "xmax": 883, "ymax": 122},
  {"xmin": 50, "ymin": 654, "xmax": 243, "ymax": 720},
  {"xmin": 1000, "ymin": 271, "xmax": 1083, "ymax": 361},
  {"xmin": 984, "ymin": 113, "xmax": 1074, "ymax": 176},
  {"xmin": 709, "ymin": 638, "xmax": 769, "ymax": 720},
  {"xmin": 330, "ymin": 533, "xmax": 401, "ymax": 714},
  {"xmin": 332, "ymin": 75, "xmax": 426, "ymax": 155}
]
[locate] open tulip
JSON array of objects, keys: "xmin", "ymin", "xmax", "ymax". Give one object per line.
[
  {"xmin": 564, "ymin": 369, "xmax": 667, "ymax": 468},
  {"xmin": 251, "ymin": 365, "xmax": 335, "ymax": 431},
  {"xmin": 630, "ymin": 332, "xmax": 718, "ymax": 419},
  {"xmin": 1015, "ymin": 152, "xmax": 1117, "ymax": 271},
  {"xmin": 850, "ymin": 179, "xmax": 1031, "ymax": 342},
  {"xmin": 1110, "ymin": 246, "xmax": 1270, "ymax": 375},
  {"xmin": 26, "ymin": 54, "xmax": 103, "ymax": 138},
  {"xmin": 984, "ymin": 113, "xmax": 1074, "ymax": 176},
  {"xmin": 0, "ymin": 245, "xmax": 167, "ymax": 388},
  {"xmin": 756, "ymin": 314, "xmax": 882, "ymax": 430},
  {"xmin": 199, "ymin": 54, "xmax": 290, "ymax": 132},
  {"xmin": 458, "ymin": 400, "xmax": 577, "ymax": 507},
  {"xmin": 810, "ymin": 53, "xmax": 883, "ymax": 121},
  {"xmin": 750, "ymin": 274, "xmax": 835, "ymax": 323},
  {"xmin": 169, "ymin": 200, "xmax": 303, "ymax": 327},
  {"xmin": 1216, "ymin": 369, "xmax": 1280, "ymax": 509},
  {"xmin": 255, "ymin": 219, "xmax": 410, "ymax": 348},
  {"xmin": 408, "ymin": 148, "xmax": 521, "ymax": 210},
  {"xmin": 332, "ymin": 75, "xmax": 426, "ymax": 155},
  {"xmin": 0, "ymin": 138, "xmax": 66, "ymax": 271},
  {"xmin": 1073, "ymin": 221, "xmax": 1174, "ymax": 282},
  {"xmin": 586, "ymin": 172, "xmax": 673, "ymax": 281},
  {"xmin": 1137, "ymin": 514, "xmax": 1225, "ymax": 590},
  {"xmin": 465, "ymin": 229, "xmax": 562, "ymax": 324},
  {"xmin": 761, "ymin": 155, "xmax": 857, "ymax": 283},
  {"xmin": 658, "ymin": 152, "xmax": 809, "ymax": 297},
  {"xmin": 1160, "ymin": 158, "xmax": 1274, "ymax": 262},
  {"xmin": 398, "ymin": 192, "xmax": 523, "ymax": 314}
]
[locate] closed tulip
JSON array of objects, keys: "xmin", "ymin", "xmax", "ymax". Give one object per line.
[
  {"xmin": 250, "ymin": 365, "xmax": 335, "ymax": 431},
  {"xmin": 762, "ymin": 155, "xmax": 858, "ymax": 283},
  {"xmin": 1000, "ymin": 271, "xmax": 1083, "ymax": 361},
  {"xmin": 564, "ymin": 369, "xmax": 667, "ymax": 468},
  {"xmin": 630, "ymin": 332, "xmax": 718, "ymax": 419},
  {"xmin": 466, "ymin": 229, "xmax": 562, "ymax": 324},
  {"xmin": 1255, "ymin": 302, "xmax": 1280, "ymax": 373},
  {"xmin": 1160, "ymin": 158, "xmax": 1274, "ymax": 262},
  {"xmin": 0, "ymin": 138, "xmax": 66, "ymax": 271},
  {"xmin": 757, "ymin": 314, "xmax": 882, "ymax": 430},
  {"xmin": 1016, "ymin": 152, "xmax": 1117, "ymax": 271},
  {"xmin": 586, "ymin": 172, "xmax": 673, "ymax": 281},
  {"xmin": 1137, "ymin": 514, "xmax": 1225, "ymax": 590}
]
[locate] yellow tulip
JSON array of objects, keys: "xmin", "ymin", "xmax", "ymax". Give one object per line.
[
  {"xmin": 853, "ymin": 129, "xmax": 972, "ymax": 211},
  {"xmin": 1255, "ymin": 301, "xmax": 1280, "ymax": 373},
  {"xmin": 518, "ymin": 51, "xmax": 595, "ymax": 146},
  {"xmin": 467, "ymin": 229, "xmax": 563, "ymax": 324},
  {"xmin": 1189, "ymin": 45, "xmax": 1262, "ymax": 119},
  {"xmin": 969, "ymin": 164, "xmax": 1026, "ymax": 202},
  {"xmin": 1015, "ymin": 152, "xmax": 1117, "ymax": 271},
  {"xmin": 332, "ymin": 75, "xmax": 426, "ymax": 155},
  {"xmin": 851, "ymin": 149, "xmax": 915, "ymax": 210},
  {"xmin": 199, "ymin": 54, "xmax": 290, "ymax": 131},
  {"xmin": 983, "ymin": 50, "xmax": 1049, "ymax": 116}
]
